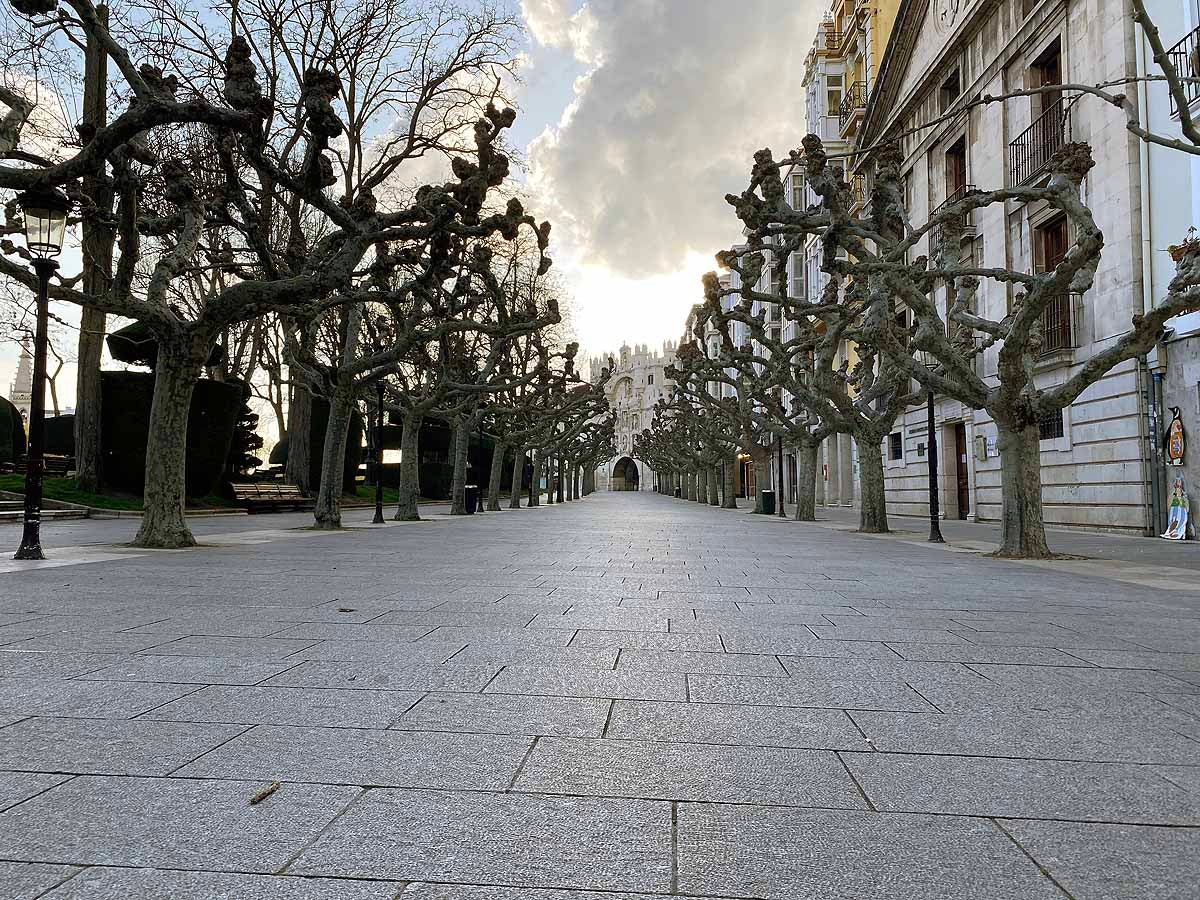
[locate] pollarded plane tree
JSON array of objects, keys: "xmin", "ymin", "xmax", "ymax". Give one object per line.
[
  {"xmin": 573, "ymin": 411, "xmax": 616, "ymax": 497},
  {"xmin": 707, "ymin": 142, "xmax": 918, "ymax": 532},
  {"xmin": 633, "ymin": 396, "xmax": 697, "ymax": 499},
  {"xmin": 537, "ymin": 369, "xmax": 611, "ymax": 503}
]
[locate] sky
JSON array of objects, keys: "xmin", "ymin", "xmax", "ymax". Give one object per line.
[{"xmin": 1, "ymin": 0, "xmax": 824, "ymax": 405}]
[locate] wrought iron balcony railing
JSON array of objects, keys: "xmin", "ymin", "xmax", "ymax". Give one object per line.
[
  {"xmin": 930, "ymin": 183, "xmax": 978, "ymax": 249},
  {"xmin": 1166, "ymin": 24, "xmax": 1200, "ymax": 115},
  {"xmin": 1008, "ymin": 98, "xmax": 1070, "ymax": 186},
  {"xmin": 838, "ymin": 81, "xmax": 869, "ymax": 130}
]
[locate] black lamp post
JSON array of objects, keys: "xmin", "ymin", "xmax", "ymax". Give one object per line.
[
  {"xmin": 919, "ymin": 352, "xmax": 945, "ymax": 544},
  {"xmin": 372, "ymin": 380, "xmax": 385, "ymax": 524},
  {"xmin": 14, "ymin": 188, "xmax": 70, "ymax": 561}
]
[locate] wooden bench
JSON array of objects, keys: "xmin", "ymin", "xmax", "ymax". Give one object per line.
[
  {"xmin": 16, "ymin": 455, "xmax": 73, "ymax": 478},
  {"xmin": 231, "ymin": 482, "xmax": 313, "ymax": 513}
]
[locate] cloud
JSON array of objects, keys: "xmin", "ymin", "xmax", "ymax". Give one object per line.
[{"xmin": 526, "ymin": 1, "xmax": 822, "ymax": 280}]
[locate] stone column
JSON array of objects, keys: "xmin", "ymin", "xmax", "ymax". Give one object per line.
[{"xmin": 839, "ymin": 433, "xmax": 854, "ymax": 506}]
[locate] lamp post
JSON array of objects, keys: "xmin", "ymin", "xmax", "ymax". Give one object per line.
[
  {"xmin": 918, "ymin": 351, "xmax": 944, "ymax": 544},
  {"xmin": 14, "ymin": 188, "xmax": 70, "ymax": 561},
  {"xmin": 372, "ymin": 381, "xmax": 386, "ymax": 524}
]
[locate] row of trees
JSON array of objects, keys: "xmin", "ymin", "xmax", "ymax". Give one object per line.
[
  {"xmin": 0, "ymin": 0, "xmax": 616, "ymax": 547},
  {"xmin": 642, "ymin": 2, "xmax": 1200, "ymax": 559}
]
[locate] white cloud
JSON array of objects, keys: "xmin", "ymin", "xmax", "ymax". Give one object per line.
[{"xmin": 526, "ymin": 1, "xmax": 822, "ymax": 280}]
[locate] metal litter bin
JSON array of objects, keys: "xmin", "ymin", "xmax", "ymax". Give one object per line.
[
  {"xmin": 759, "ymin": 489, "xmax": 775, "ymax": 515},
  {"xmin": 464, "ymin": 484, "xmax": 479, "ymax": 514}
]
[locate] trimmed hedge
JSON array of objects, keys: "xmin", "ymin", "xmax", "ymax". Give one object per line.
[
  {"xmin": 0, "ymin": 396, "xmax": 26, "ymax": 465},
  {"xmin": 99, "ymin": 371, "xmax": 240, "ymax": 497}
]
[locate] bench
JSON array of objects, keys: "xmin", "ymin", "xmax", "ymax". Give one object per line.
[
  {"xmin": 16, "ymin": 455, "xmax": 73, "ymax": 478},
  {"xmin": 231, "ymin": 482, "xmax": 313, "ymax": 513}
]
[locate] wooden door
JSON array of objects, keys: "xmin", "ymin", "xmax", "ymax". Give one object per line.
[{"xmin": 954, "ymin": 423, "xmax": 970, "ymax": 520}]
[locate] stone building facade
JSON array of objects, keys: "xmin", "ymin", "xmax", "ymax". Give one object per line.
[
  {"xmin": 588, "ymin": 342, "xmax": 676, "ymax": 491},
  {"xmin": 852, "ymin": 0, "xmax": 1163, "ymax": 534}
]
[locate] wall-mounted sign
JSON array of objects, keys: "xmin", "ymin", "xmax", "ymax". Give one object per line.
[{"xmin": 974, "ymin": 434, "xmax": 987, "ymax": 463}]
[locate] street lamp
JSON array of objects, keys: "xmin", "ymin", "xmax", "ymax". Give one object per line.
[
  {"xmin": 14, "ymin": 187, "xmax": 71, "ymax": 561},
  {"xmin": 372, "ymin": 380, "xmax": 385, "ymax": 524},
  {"xmin": 918, "ymin": 350, "xmax": 945, "ymax": 544}
]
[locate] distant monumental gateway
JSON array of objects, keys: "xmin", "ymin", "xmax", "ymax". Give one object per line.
[{"xmin": 588, "ymin": 341, "xmax": 676, "ymax": 492}]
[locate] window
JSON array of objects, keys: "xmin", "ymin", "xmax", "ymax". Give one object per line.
[
  {"xmin": 940, "ymin": 69, "xmax": 961, "ymax": 113},
  {"xmin": 1039, "ymin": 408, "xmax": 1065, "ymax": 441},
  {"xmin": 1035, "ymin": 215, "xmax": 1073, "ymax": 352},
  {"xmin": 826, "ymin": 74, "xmax": 843, "ymax": 114},
  {"xmin": 647, "ymin": 374, "xmax": 654, "ymax": 385},
  {"xmin": 888, "ymin": 432, "xmax": 904, "ymax": 461},
  {"xmin": 946, "ymin": 137, "xmax": 967, "ymax": 197},
  {"xmin": 790, "ymin": 173, "xmax": 806, "ymax": 209},
  {"xmin": 1032, "ymin": 40, "xmax": 1063, "ymax": 117}
]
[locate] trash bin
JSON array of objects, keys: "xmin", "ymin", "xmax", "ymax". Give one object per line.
[
  {"xmin": 464, "ymin": 484, "xmax": 479, "ymax": 514},
  {"xmin": 674, "ymin": 486, "xmax": 682, "ymax": 498},
  {"xmin": 759, "ymin": 489, "xmax": 775, "ymax": 515}
]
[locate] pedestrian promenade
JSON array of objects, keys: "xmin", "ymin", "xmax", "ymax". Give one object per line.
[{"xmin": 0, "ymin": 492, "xmax": 1195, "ymax": 898}]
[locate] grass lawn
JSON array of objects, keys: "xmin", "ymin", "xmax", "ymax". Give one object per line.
[
  {"xmin": 0, "ymin": 476, "xmax": 230, "ymax": 511},
  {"xmin": 352, "ymin": 484, "xmax": 401, "ymax": 505}
]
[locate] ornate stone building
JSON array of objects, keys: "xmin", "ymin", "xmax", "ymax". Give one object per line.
[
  {"xmin": 588, "ymin": 341, "xmax": 676, "ymax": 491},
  {"xmin": 8, "ymin": 343, "xmax": 33, "ymax": 422}
]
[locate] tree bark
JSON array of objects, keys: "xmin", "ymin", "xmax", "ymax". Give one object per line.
[
  {"xmin": 708, "ymin": 466, "xmax": 720, "ymax": 505},
  {"xmin": 132, "ymin": 344, "xmax": 202, "ymax": 549},
  {"xmin": 449, "ymin": 419, "xmax": 470, "ymax": 515},
  {"xmin": 285, "ymin": 383, "xmax": 313, "ymax": 493},
  {"xmin": 529, "ymin": 449, "xmax": 542, "ymax": 506},
  {"xmin": 556, "ymin": 455, "xmax": 565, "ymax": 502},
  {"xmin": 313, "ymin": 384, "xmax": 354, "ymax": 530},
  {"xmin": 545, "ymin": 455, "xmax": 555, "ymax": 504},
  {"xmin": 394, "ymin": 411, "xmax": 422, "ymax": 521},
  {"xmin": 509, "ymin": 444, "xmax": 524, "ymax": 509},
  {"xmin": 698, "ymin": 468, "xmax": 708, "ymax": 503},
  {"xmin": 487, "ymin": 440, "xmax": 506, "ymax": 511},
  {"xmin": 565, "ymin": 460, "xmax": 574, "ymax": 500},
  {"xmin": 752, "ymin": 460, "xmax": 768, "ymax": 513},
  {"xmin": 996, "ymin": 420, "xmax": 1053, "ymax": 558},
  {"xmin": 857, "ymin": 442, "xmax": 888, "ymax": 533},
  {"xmin": 723, "ymin": 458, "xmax": 738, "ymax": 508},
  {"xmin": 75, "ymin": 11, "xmax": 111, "ymax": 494},
  {"xmin": 795, "ymin": 442, "xmax": 818, "ymax": 522}
]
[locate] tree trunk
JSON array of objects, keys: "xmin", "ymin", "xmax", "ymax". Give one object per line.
[
  {"xmin": 556, "ymin": 455, "xmax": 565, "ymax": 502},
  {"xmin": 752, "ymin": 460, "xmax": 768, "ymax": 513},
  {"xmin": 133, "ymin": 344, "xmax": 202, "ymax": 549},
  {"xmin": 708, "ymin": 466, "xmax": 720, "ymax": 505},
  {"xmin": 313, "ymin": 384, "xmax": 354, "ymax": 530},
  {"xmin": 394, "ymin": 411, "xmax": 422, "ymax": 521},
  {"xmin": 795, "ymin": 442, "xmax": 818, "ymax": 522},
  {"xmin": 723, "ymin": 458, "xmax": 738, "ymax": 508},
  {"xmin": 449, "ymin": 419, "xmax": 470, "ymax": 515},
  {"xmin": 509, "ymin": 445, "xmax": 525, "ymax": 509},
  {"xmin": 529, "ymin": 449, "xmax": 542, "ymax": 506},
  {"xmin": 857, "ymin": 441, "xmax": 888, "ymax": 534},
  {"xmin": 996, "ymin": 420, "xmax": 1053, "ymax": 558},
  {"xmin": 697, "ymin": 468, "xmax": 707, "ymax": 503},
  {"xmin": 487, "ymin": 441, "xmax": 506, "ymax": 511},
  {"xmin": 285, "ymin": 383, "xmax": 313, "ymax": 493},
  {"xmin": 545, "ymin": 455, "xmax": 555, "ymax": 505},
  {"xmin": 75, "ymin": 14, "xmax": 111, "ymax": 494},
  {"xmin": 565, "ymin": 460, "xmax": 575, "ymax": 500}
]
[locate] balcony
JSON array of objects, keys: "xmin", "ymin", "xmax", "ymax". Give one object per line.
[
  {"xmin": 848, "ymin": 174, "xmax": 867, "ymax": 209},
  {"xmin": 824, "ymin": 28, "xmax": 843, "ymax": 51},
  {"xmin": 1166, "ymin": 24, "xmax": 1200, "ymax": 115},
  {"xmin": 838, "ymin": 81, "xmax": 869, "ymax": 131},
  {"xmin": 930, "ymin": 183, "xmax": 978, "ymax": 250},
  {"xmin": 1008, "ymin": 98, "xmax": 1070, "ymax": 186}
]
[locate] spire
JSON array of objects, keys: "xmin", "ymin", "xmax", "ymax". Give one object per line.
[{"xmin": 9, "ymin": 341, "xmax": 34, "ymax": 421}]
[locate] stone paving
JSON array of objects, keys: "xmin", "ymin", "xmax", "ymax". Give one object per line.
[{"xmin": 0, "ymin": 492, "xmax": 1196, "ymax": 898}]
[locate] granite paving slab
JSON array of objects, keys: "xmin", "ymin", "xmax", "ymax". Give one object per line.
[
  {"xmin": 687, "ymin": 673, "xmax": 935, "ymax": 711},
  {"xmin": 1003, "ymin": 819, "xmax": 1200, "ymax": 900},
  {"xmin": 289, "ymin": 787, "xmax": 673, "ymax": 892},
  {"xmin": 39, "ymin": 868, "xmax": 401, "ymax": 898},
  {"xmin": 0, "ymin": 861, "xmax": 79, "ymax": 899},
  {"xmin": 394, "ymin": 692, "xmax": 610, "ymax": 737},
  {"xmin": 616, "ymin": 648, "xmax": 787, "ymax": 675},
  {"xmin": 483, "ymin": 666, "xmax": 686, "ymax": 701},
  {"xmin": 513, "ymin": 736, "xmax": 866, "ymax": 807},
  {"xmin": 0, "ymin": 677, "xmax": 201, "ymax": 718},
  {"xmin": 0, "ymin": 771, "xmax": 72, "ymax": 811},
  {"xmin": 143, "ymin": 685, "xmax": 424, "ymax": 729},
  {"xmin": 844, "ymin": 752, "xmax": 1200, "ymax": 824},
  {"xmin": 675, "ymin": 802, "xmax": 1063, "ymax": 899},
  {"xmin": 0, "ymin": 774, "xmax": 360, "ymax": 872},
  {"xmin": 605, "ymin": 699, "xmax": 869, "ymax": 750},
  {"xmin": 567, "ymin": 629, "xmax": 723, "ymax": 651},
  {"xmin": 260, "ymin": 660, "xmax": 497, "ymax": 692},
  {"xmin": 175, "ymin": 724, "xmax": 531, "ymax": 789},
  {"xmin": 76, "ymin": 655, "xmax": 301, "ymax": 686},
  {"xmin": 0, "ymin": 717, "xmax": 246, "ymax": 776}
]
